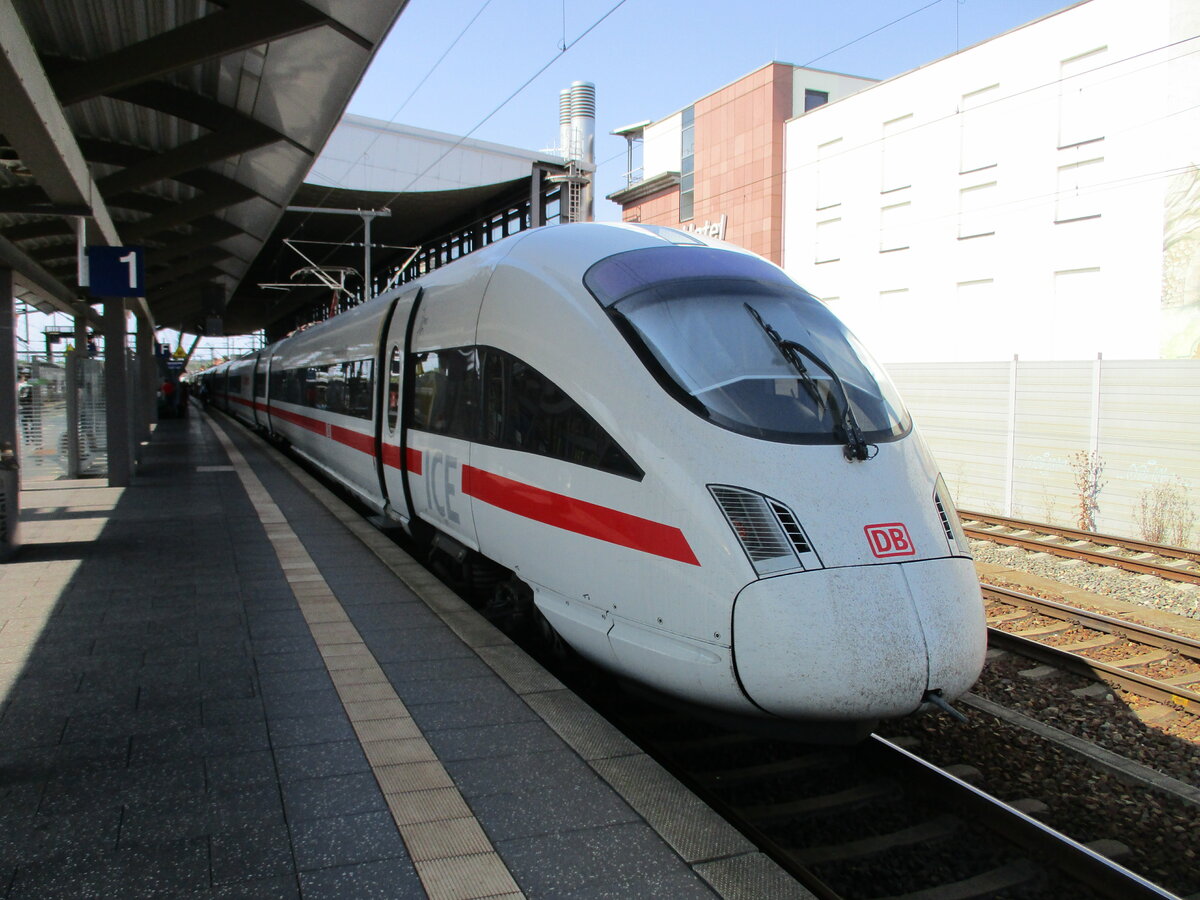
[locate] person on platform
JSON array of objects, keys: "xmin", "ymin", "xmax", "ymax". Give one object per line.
[
  {"xmin": 17, "ymin": 372, "xmax": 34, "ymax": 441},
  {"xmin": 161, "ymin": 377, "xmax": 177, "ymax": 418}
]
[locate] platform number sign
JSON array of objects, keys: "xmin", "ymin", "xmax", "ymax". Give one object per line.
[{"xmin": 86, "ymin": 246, "xmax": 145, "ymax": 297}]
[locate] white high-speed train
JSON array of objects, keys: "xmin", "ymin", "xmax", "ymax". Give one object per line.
[{"xmin": 202, "ymin": 222, "xmax": 986, "ymax": 741}]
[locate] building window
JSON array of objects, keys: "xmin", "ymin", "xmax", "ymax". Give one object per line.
[
  {"xmin": 804, "ymin": 89, "xmax": 829, "ymax": 112},
  {"xmin": 880, "ymin": 201, "xmax": 912, "ymax": 252},
  {"xmin": 680, "ymin": 105, "xmax": 695, "ymax": 222},
  {"xmin": 815, "ymin": 217, "xmax": 842, "ymax": 263},
  {"xmin": 956, "ymin": 279, "xmax": 994, "ymax": 302},
  {"xmin": 958, "ymin": 181, "xmax": 997, "ymax": 239},
  {"xmin": 1052, "ymin": 268, "xmax": 1104, "ymax": 352},
  {"xmin": 816, "ymin": 138, "xmax": 844, "ymax": 211},
  {"xmin": 881, "ymin": 114, "xmax": 914, "ymax": 194},
  {"xmin": 1055, "ymin": 157, "xmax": 1104, "ymax": 222},
  {"xmin": 960, "ymin": 83, "xmax": 1000, "ymax": 174},
  {"xmin": 1059, "ymin": 47, "xmax": 1107, "ymax": 148}
]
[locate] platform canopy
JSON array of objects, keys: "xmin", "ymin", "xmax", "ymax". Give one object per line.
[
  {"xmin": 0, "ymin": 0, "xmax": 409, "ymax": 333},
  {"xmin": 224, "ymin": 177, "xmax": 540, "ymax": 336}
]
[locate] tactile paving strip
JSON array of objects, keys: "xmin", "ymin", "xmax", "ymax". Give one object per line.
[{"xmin": 206, "ymin": 416, "xmax": 523, "ymax": 900}]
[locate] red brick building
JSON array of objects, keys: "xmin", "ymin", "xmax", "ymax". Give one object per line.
[{"xmin": 607, "ymin": 63, "xmax": 874, "ymax": 265}]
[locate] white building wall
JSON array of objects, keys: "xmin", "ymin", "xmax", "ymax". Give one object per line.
[
  {"xmin": 783, "ymin": 0, "xmax": 1200, "ymax": 362},
  {"xmin": 791, "ymin": 69, "xmax": 878, "ymax": 117},
  {"xmin": 309, "ymin": 114, "xmax": 562, "ymax": 192},
  {"xmin": 642, "ymin": 112, "xmax": 683, "ymax": 181},
  {"xmin": 635, "ymin": 67, "xmax": 876, "ymax": 185}
]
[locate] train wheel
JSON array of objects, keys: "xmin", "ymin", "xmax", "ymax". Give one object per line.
[
  {"xmin": 485, "ymin": 575, "xmax": 528, "ymax": 627},
  {"xmin": 533, "ymin": 604, "xmax": 570, "ymax": 662}
]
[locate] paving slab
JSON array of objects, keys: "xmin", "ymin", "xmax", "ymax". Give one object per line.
[{"xmin": 0, "ymin": 410, "xmax": 812, "ymax": 899}]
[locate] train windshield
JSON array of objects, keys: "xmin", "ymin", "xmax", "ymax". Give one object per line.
[{"xmin": 585, "ymin": 246, "xmax": 911, "ymax": 445}]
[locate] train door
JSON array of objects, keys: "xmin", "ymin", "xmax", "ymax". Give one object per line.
[
  {"xmin": 403, "ymin": 280, "xmax": 483, "ymax": 552},
  {"xmin": 261, "ymin": 352, "xmax": 273, "ymax": 434},
  {"xmin": 375, "ymin": 287, "xmax": 420, "ymax": 526},
  {"xmin": 250, "ymin": 353, "xmax": 263, "ymax": 428}
]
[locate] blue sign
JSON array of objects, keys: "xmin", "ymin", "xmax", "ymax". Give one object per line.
[{"xmin": 87, "ymin": 246, "xmax": 145, "ymax": 297}]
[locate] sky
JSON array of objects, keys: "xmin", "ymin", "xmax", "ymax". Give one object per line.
[
  {"xmin": 19, "ymin": 0, "xmax": 1079, "ymax": 358},
  {"xmin": 345, "ymin": 0, "xmax": 1077, "ymax": 220}
]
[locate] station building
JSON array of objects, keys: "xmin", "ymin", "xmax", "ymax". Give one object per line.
[
  {"xmin": 608, "ymin": 64, "xmax": 874, "ymax": 266},
  {"xmin": 608, "ymin": 0, "xmax": 1200, "ymax": 362}
]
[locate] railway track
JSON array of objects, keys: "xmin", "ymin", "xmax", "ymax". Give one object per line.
[
  {"xmin": 984, "ymin": 583, "xmax": 1200, "ymax": 713},
  {"xmin": 266, "ymin": 437, "xmax": 1193, "ymax": 899},
  {"xmin": 613, "ymin": 703, "xmax": 1179, "ymax": 900},
  {"xmin": 960, "ymin": 511, "xmax": 1200, "ymax": 586}
]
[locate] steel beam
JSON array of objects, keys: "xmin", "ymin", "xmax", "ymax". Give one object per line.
[
  {"xmin": 0, "ymin": 266, "xmax": 18, "ymax": 558},
  {"xmin": 96, "ymin": 123, "xmax": 284, "ymax": 197},
  {"xmin": 103, "ymin": 300, "xmax": 132, "ymax": 487},
  {"xmin": 50, "ymin": 1, "xmax": 341, "ymax": 106},
  {"xmin": 0, "ymin": 3, "xmax": 119, "ymax": 242},
  {"xmin": 124, "ymin": 184, "xmax": 262, "ymax": 241},
  {"xmin": 0, "ymin": 3, "xmax": 152, "ymax": 329}
]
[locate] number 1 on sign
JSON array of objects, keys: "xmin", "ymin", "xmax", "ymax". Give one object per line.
[{"xmin": 119, "ymin": 250, "xmax": 139, "ymax": 289}]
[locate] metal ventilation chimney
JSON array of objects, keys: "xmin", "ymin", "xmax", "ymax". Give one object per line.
[
  {"xmin": 569, "ymin": 81, "xmax": 595, "ymax": 221},
  {"xmin": 551, "ymin": 81, "xmax": 596, "ymax": 223},
  {"xmin": 559, "ymin": 88, "xmax": 573, "ymax": 160}
]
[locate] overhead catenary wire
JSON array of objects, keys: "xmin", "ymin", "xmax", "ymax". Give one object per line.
[
  {"xmin": 301, "ymin": 0, "xmax": 497, "ymax": 205},
  {"xmin": 282, "ymin": 0, "xmax": 990, "ymax": 278},
  {"xmin": 292, "ymin": 0, "xmax": 959, "ymax": 260},
  {"xmin": 683, "ymin": 36, "xmax": 1200, "ymax": 216},
  {"xmin": 286, "ymin": 0, "xmax": 630, "ymax": 281}
]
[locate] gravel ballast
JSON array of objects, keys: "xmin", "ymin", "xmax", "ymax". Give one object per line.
[
  {"xmin": 971, "ymin": 541, "xmax": 1200, "ymax": 621},
  {"xmin": 875, "ymin": 537, "xmax": 1200, "ymax": 898}
]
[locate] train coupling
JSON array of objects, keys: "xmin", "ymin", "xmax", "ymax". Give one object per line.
[{"xmin": 923, "ymin": 690, "xmax": 969, "ymax": 723}]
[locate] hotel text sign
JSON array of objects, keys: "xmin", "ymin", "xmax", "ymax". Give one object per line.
[{"xmin": 681, "ymin": 214, "xmax": 727, "ymax": 240}]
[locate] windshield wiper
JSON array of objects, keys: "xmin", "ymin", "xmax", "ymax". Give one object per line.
[
  {"xmin": 744, "ymin": 303, "xmax": 874, "ymax": 462},
  {"xmin": 743, "ymin": 303, "xmax": 825, "ymax": 412}
]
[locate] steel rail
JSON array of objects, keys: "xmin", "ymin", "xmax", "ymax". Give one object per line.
[
  {"xmin": 982, "ymin": 583, "xmax": 1200, "ymax": 662},
  {"xmin": 862, "ymin": 736, "xmax": 1181, "ymax": 900},
  {"xmin": 965, "ymin": 525, "xmax": 1200, "ymax": 586},
  {"xmin": 985, "ymin": 627, "xmax": 1200, "ymax": 713},
  {"xmin": 960, "ymin": 510, "xmax": 1200, "ymax": 565},
  {"xmin": 643, "ymin": 720, "xmax": 1186, "ymax": 899}
]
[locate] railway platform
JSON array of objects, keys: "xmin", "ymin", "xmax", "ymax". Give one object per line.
[{"xmin": 0, "ymin": 409, "xmax": 810, "ymax": 899}]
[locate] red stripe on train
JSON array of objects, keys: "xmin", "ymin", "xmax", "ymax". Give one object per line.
[
  {"xmin": 380, "ymin": 444, "xmax": 421, "ymax": 473},
  {"xmin": 462, "ymin": 465, "xmax": 700, "ymax": 566},
  {"xmin": 269, "ymin": 404, "xmax": 329, "ymax": 438},
  {"xmin": 236, "ymin": 405, "xmax": 690, "ymax": 565}
]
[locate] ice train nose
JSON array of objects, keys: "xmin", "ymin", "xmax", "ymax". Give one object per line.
[{"xmin": 731, "ymin": 558, "xmax": 985, "ymax": 721}]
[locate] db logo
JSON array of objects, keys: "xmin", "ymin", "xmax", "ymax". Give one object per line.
[{"xmin": 865, "ymin": 523, "xmax": 916, "ymax": 558}]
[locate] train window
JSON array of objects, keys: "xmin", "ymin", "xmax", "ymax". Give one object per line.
[
  {"xmin": 303, "ymin": 365, "xmax": 328, "ymax": 409},
  {"xmin": 387, "ymin": 348, "xmax": 401, "ymax": 431},
  {"xmin": 410, "ymin": 346, "xmax": 641, "ymax": 478},
  {"xmin": 344, "ymin": 359, "xmax": 374, "ymax": 419},
  {"xmin": 282, "ymin": 367, "xmax": 303, "ymax": 406},
  {"xmin": 480, "ymin": 348, "xmax": 642, "ymax": 479},
  {"xmin": 411, "ymin": 349, "xmax": 478, "ymax": 439},
  {"xmin": 254, "ymin": 371, "xmax": 266, "ymax": 397},
  {"xmin": 228, "ymin": 374, "xmax": 243, "ymax": 395},
  {"xmin": 270, "ymin": 360, "xmax": 373, "ymax": 419},
  {"xmin": 585, "ymin": 246, "xmax": 911, "ymax": 446}
]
